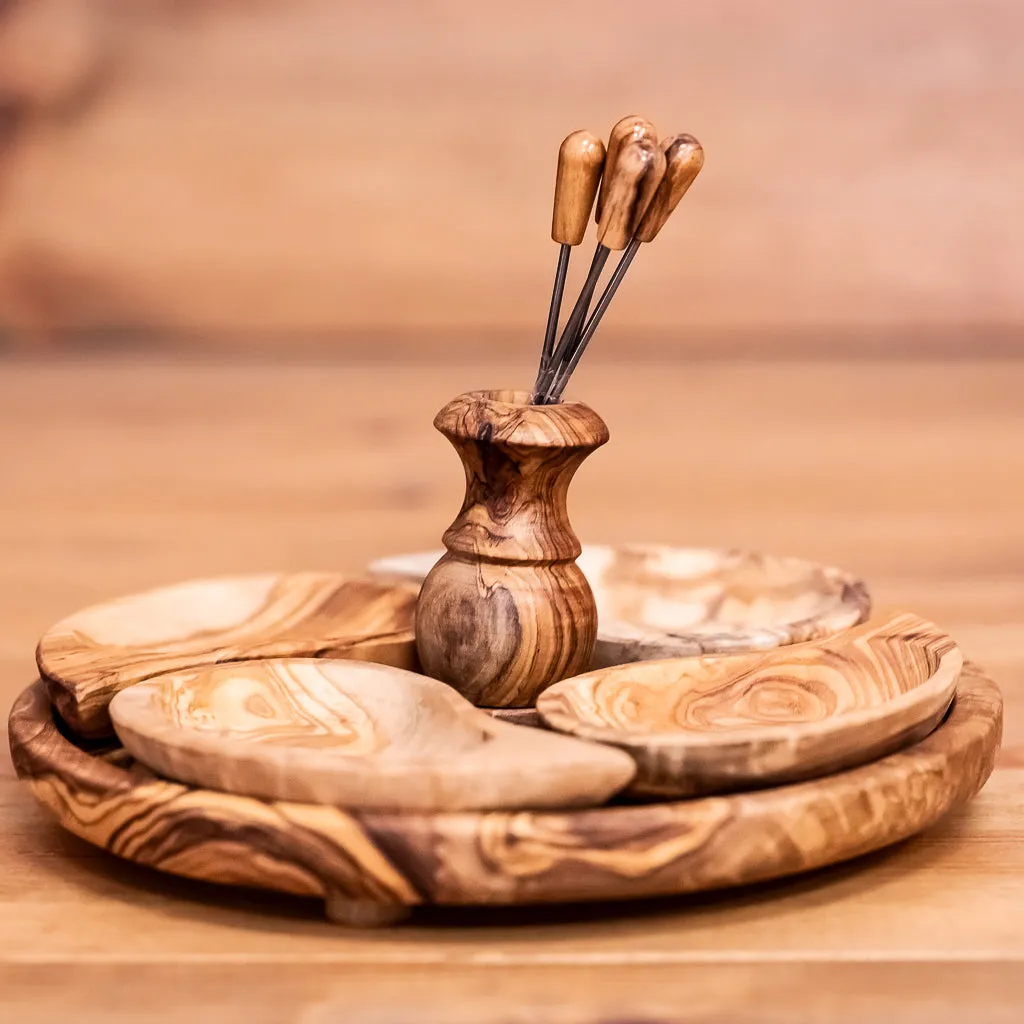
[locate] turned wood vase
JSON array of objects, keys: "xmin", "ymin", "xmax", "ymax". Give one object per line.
[{"xmin": 415, "ymin": 389, "xmax": 609, "ymax": 707}]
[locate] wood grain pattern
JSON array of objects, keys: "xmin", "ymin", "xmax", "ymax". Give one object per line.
[
  {"xmin": 108, "ymin": 657, "xmax": 635, "ymax": 811},
  {"xmin": 594, "ymin": 115, "xmax": 655, "ymax": 224},
  {"xmin": 8, "ymin": 665, "xmax": 1001, "ymax": 923},
  {"xmin": 538, "ymin": 612, "xmax": 961, "ymax": 796},
  {"xmin": 37, "ymin": 573, "xmax": 418, "ymax": 738},
  {"xmin": 635, "ymin": 134, "xmax": 705, "ymax": 244},
  {"xmin": 376, "ymin": 543, "xmax": 871, "ymax": 671},
  {"xmin": 415, "ymin": 390, "xmax": 609, "ymax": 707},
  {"xmin": 551, "ymin": 130, "xmax": 606, "ymax": 246},
  {"xmin": 596, "ymin": 137, "xmax": 667, "ymax": 251}
]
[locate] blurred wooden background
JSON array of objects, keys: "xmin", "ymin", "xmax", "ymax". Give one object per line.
[{"xmin": 0, "ymin": 0, "xmax": 1021, "ymax": 350}]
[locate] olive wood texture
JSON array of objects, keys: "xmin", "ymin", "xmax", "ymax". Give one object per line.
[
  {"xmin": 375, "ymin": 543, "xmax": 871, "ymax": 672},
  {"xmin": 594, "ymin": 114, "xmax": 656, "ymax": 223},
  {"xmin": 551, "ymin": 130, "xmax": 606, "ymax": 246},
  {"xmin": 8, "ymin": 665, "xmax": 1001, "ymax": 924},
  {"xmin": 37, "ymin": 574, "xmax": 417, "ymax": 739},
  {"xmin": 415, "ymin": 390, "xmax": 609, "ymax": 708},
  {"xmin": 538, "ymin": 612, "xmax": 961, "ymax": 796},
  {"xmin": 596, "ymin": 137, "xmax": 667, "ymax": 250},
  {"xmin": 635, "ymin": 134, "xmax": 705, "ymax": 244},
  {"xmin": 108, "ymin": 657, "xmax": 635, "ymax": 811}
]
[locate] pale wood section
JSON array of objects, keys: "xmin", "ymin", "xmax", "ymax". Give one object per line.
[
  {"xmin": 551, "ymin": 131, "xmax": 605, "ymax": 246},
  {"xmin": 108, "ymin": 658, "xmax": 635, "ymax": 811},
  {"xmin": 1, "ymin": 354, "xmax": 1024, "ymax": 1012},
  {"xmin": 416, "ymin": 390, "xmax": 608, "ymax": 706},
  {"xmin": 2, "ymin": 2, "xmax": 1022, "ymax": 342},
  {"xmin": 538, "ymin": 613, "xmax": 961, "ymax": 796}
]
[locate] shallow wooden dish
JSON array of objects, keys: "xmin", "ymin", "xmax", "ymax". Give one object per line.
[
  {"xmin": 537, "ymin": 613, "xmax": 962, "ymax": 796},
  {"xmin": 9, "ymin": 665, "xmax": 1000, "ymax": 926},
  {"xmin": 370, "ymin": 543, "xmax": 871, "ymax": 670},
  {"xmin": 36, "ymin": 573, "xmax": 418, "ymax": 738},
  {"xmin": 108, "ymin": 658, "xmax": 634, "ymax": 811}
]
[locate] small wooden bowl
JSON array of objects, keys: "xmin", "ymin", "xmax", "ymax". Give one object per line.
[
  {"xmin": 537, "ymin": 613, "xmax": 962, "ymax": 796},
  {"xmin": 36, "ymin": 573, "xmax": 418, "ymax": 738},
  {"xmin": 108, "ymin": 658, "xmax": 635, "ymax": 811},
  {"xmin": 370, "ymin": 543, "xmax": 871, "ymax": 671}
]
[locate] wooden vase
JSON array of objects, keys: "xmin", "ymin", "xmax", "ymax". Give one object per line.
[{"xmin": 415, "ymin": 389, "xmax": 609, "ymax": 707}]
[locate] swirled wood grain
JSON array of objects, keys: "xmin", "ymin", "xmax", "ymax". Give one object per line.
[
  {"xmin": 8, "ymin": 666, "xmax": 1001, "ymax": 925},
  {"xmin": 108, "ymin": 658, "xmax": 635, "ymax": 811},
  {"xmin": 374, "ymin": 543, "xmax": 871, "ymax": 671},
  {"xmin": 415, "ymin": 390, "xmax": 609, "ymax": 708},
  {"xmin": 538, "ymin": 613, "xmax": 962, "ymax": 796},
  {"xmin": 37, "ymin": 574, "xmax": 418, "ymax": 738}
]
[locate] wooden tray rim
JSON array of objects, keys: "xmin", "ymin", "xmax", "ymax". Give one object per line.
[{"xmin": 7, "ymin": 666, "xmax": 1001, "ymax": 922}]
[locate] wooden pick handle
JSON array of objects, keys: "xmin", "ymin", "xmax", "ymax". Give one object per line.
[
  {"xmin": 595, "ymin": 114, "xmax": 656, "ymax": 223},
  {"xmin": 635, "ymin": 134, "xmax": 704, "ymax": 243},
  {"xmin": 551, "ymin": 130, "xmax": 606, "ymax": 245},
  {"xmin": 596, "ymin": 137, "xmax": 667, "ymax": 250}
]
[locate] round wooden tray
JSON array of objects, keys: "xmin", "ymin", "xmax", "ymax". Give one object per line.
[{"xmin": 8, "ymin": 665, "xmax": 1001, "ymax": 927}]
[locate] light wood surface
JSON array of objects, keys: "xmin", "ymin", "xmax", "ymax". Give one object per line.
[
  {"xmin": 2, "ymin": 353, "xmax": 1024, "ymax": 1019},
  {"xmin": 37, "ymin": 573, "xmax": 417, "ymax": 737},
  {"xmin": 538, "ymin": 612, "xmax": 961, "ymax": 796},
  {"xmin": 2, "ymin": 1, "xmax": 1021, "ymax": 344},
  {"xmin": 8, "ymin": 664, "xmax": 1000, "ymax": 924},
  {"xmin": 416, "ymin": 390, "xmax": 608, "ymax": 707},
  {"xmin": 377, "ymin": 543, "xmax": 870, "ymax": 668},
  {"xmin": 108, "ymin": 657, "xmax": 635, "ymax": 812}
]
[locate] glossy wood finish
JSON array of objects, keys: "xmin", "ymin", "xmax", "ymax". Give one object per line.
[
  {"xmin": 8, "ymin": 664, "xmax": 1001, "ymax": 924},
  {"xmin": 594, "ymin": 115, "xmax": 655, "ymax": 224},
  {"xmin": 37, "ymin": 574, "xmax": 417, "ymax": 738},
  {"xmin": 538, "ymin": 613, "xmax": 961, "ymax": 796},
  {"xmin": 375, "ymin": 543, "xmax": 871, "ymax": 672},
  {"xmin": 635, "ymin": 134, "xmax": 705, "ymax": 243},
  {"xmin": 108, "ymin": 657, "xmax": 634, "ymax": 811},
  {"xmin": 415, "ymin": 390, "xmax": 609, "ymax": 707},
  {"xmin": 551, "ymin": 130, "xmax": 606, "ymax": 246},
  {"xmin": 596, "ymin": 138, "xmax": 667, "ymax": 251}
]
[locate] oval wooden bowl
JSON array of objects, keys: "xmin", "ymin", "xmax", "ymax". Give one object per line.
[
  {"xmin": 537, "ymin": 613, "xmax": 962, "ymax": 797},
  {"xmin": 35, "ymin": 573, "xmax": 418, "ymax": 738},
  {"xmin": 370, "ymin": 543, "xmax": 871, "ymax": 672},
  {"xmin": 108, "ymin": 658, "xmax": 635, "ymax": 812},
  {"xmin": 8, "ymin": 665, "xmax": 1000, "ymax": 927}
]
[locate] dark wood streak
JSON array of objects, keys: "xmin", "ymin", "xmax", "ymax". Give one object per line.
[{"xmin": 8, "ymin": 667, "xmax": 1002, "ymax": 924}]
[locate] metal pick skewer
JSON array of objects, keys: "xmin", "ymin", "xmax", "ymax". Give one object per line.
[
  {"xmin": 538, "ymin": 129, "xmax": 667, "ymax": 404},
  {"xmin": 533, "ymin": 131, "xmax": 605, "ymax": 393},
  {"xmin": 546, "ymin": 134, "xmax": 704, "ymax": 404}
]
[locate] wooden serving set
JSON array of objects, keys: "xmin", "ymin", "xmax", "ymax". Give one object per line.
[{"xmin": 8, "ymin": 116, "xmax": 1002, "ymax": 928}]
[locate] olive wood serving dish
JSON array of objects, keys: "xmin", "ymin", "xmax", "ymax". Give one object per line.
[
  {"xmin": 371, "ymin": 543, "xmax": 871, "ymax": 671},
  {"xmin": 9, "ymin": 666, "xmax": 1000, "ymax": 927},
  {"xmin": 537, "ymin": 613, "xmax": 961, "ymax": 797},
  {"xmin": 108, "ymin": 658, "xmax": 635, "ymax": 812},
  {"xmin": 36, "ymin": 574, "xmax": 418, "ymax": 738}
]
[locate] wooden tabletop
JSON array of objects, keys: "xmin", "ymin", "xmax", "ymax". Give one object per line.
[{"xmin": 2, "ymin": 353, "xmax": 1023, "ymax": 1022}]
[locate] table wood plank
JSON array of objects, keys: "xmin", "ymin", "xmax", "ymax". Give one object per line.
[{"xmin": 1, "ymin": 354, "xmax": 1022, "ymax": 1017}]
